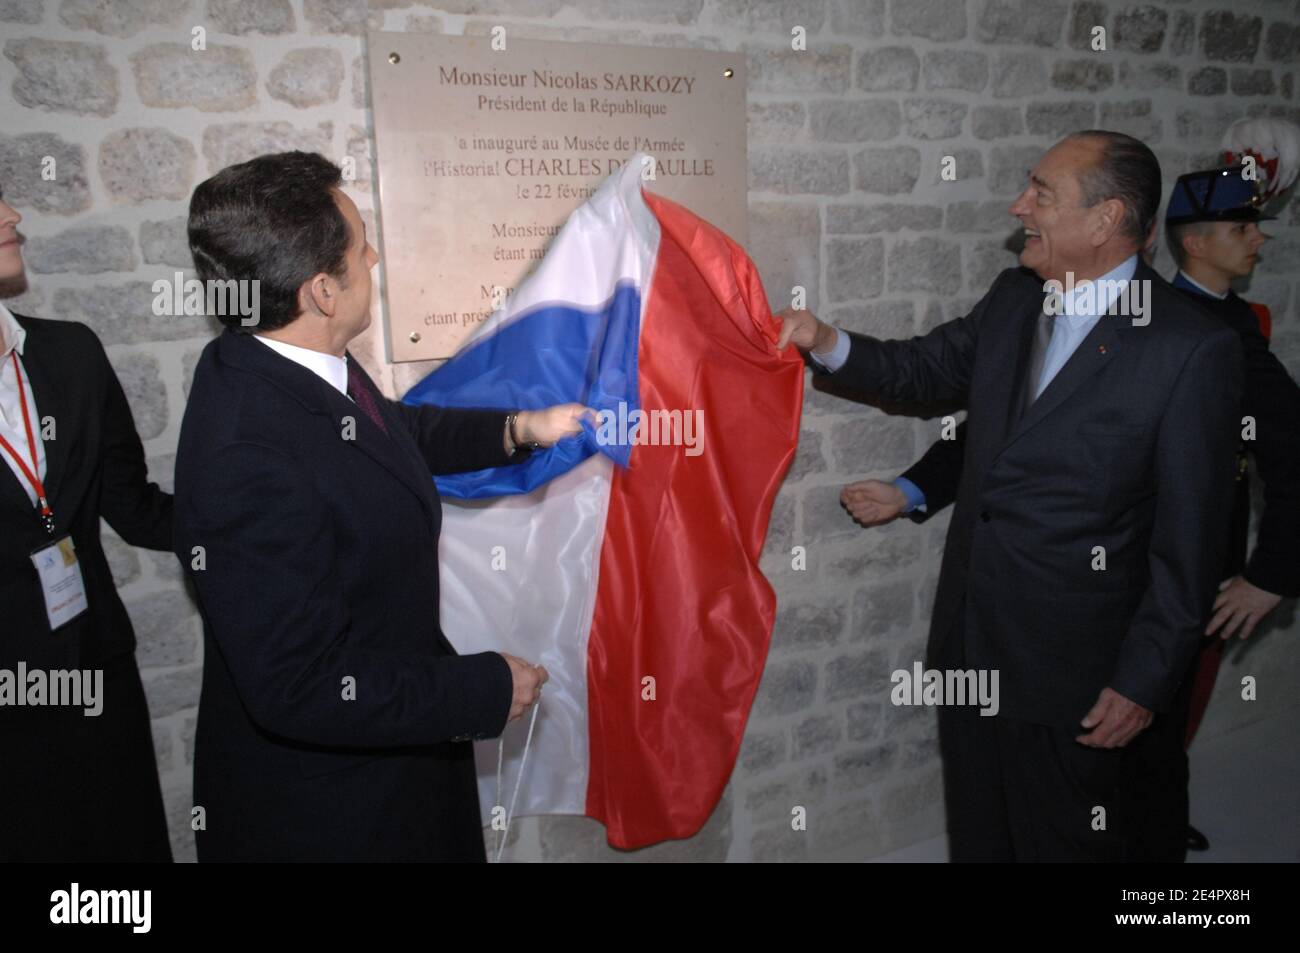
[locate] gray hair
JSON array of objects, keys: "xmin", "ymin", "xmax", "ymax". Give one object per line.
[{"xmin": 1065, "ymin": 130, "xmax": 1162, "ymax": 247}]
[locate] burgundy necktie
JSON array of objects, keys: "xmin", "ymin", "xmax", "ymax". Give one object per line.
[{"xmin": 346, "ymin": 359, "xmax": 388, "ymax": 436}]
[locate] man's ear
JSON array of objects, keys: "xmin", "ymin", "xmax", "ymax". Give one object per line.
[
  {"xmin": 301, "ymin": 271, "xmax": 337, "ymax": 318},
  {"xmin": 1092, "ymin": 197, "xmax": 1126, "ymax": 247},
  {"xmin": 1181, "ymin": 230, "xmax": 1206, "ymax": 262}
]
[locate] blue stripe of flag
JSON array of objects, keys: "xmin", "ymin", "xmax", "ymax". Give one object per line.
[{"xmin": 402, "ymin": 282, "xmax": 642, "ymax": 499}]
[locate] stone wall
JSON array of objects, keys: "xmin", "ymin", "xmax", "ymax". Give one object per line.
[{"xmin": 2, "ymin": 0, "xmax": 1296, "ymax": 862}]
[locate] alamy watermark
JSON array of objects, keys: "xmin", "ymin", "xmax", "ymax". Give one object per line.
[
  {"xmin": 50, "ymin": 883, "xmax": 150, "ymax": 933},
  {"xmin": 594, "ymin": 400, "xmax": 704, "ymax": 456},
  {"xmin": 891, "ymin": 661, "xmax": 1000, "ymax": 716},
  {"xmin": 0, "ymin": 663, "xmax": 102, "ymax": 716},
  {"xmin": 152, "ymin": 271, "xmax": 260, "ymax": 327},
  {"xmin": 1043, "ymin": 273, "xmax": 1151, "ymax": 326}
]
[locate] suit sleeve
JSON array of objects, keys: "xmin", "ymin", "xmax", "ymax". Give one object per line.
[
  {"xmin": 900, "ymin": 419, "xmax": 967, "ymax": 524},
  {"xmin": 386, "ymin": 401, "xmax": 530, "ymax": 475},
  {"xmin": 180, "ymin": 440, "xmax": 513, "ymax": 748},
  {"xmin": 818, "ymin": 272, "xmax": 1009, "ymax": 404},
  {"xmin": 1110, "ymin": 327, "xmax": 1243, "ymax": 712},
  {"xmin": 1239, "ymin": 331, "xmax": 1300, "ymax": 598},
  {"xmin": 87, "ymin": 325, "xmax": 173, "ymax": 550}
]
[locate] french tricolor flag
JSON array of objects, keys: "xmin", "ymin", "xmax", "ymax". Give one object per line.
[{"xmin": 403, "ymin": 155, "xmax": 803, "ymax": 849}]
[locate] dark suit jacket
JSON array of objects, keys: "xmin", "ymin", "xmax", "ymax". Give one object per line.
[
  {"xmin": 899, "ymin": 419, "xmax": 967, "ymax": 524},
  {"xmin": 0, "ymin": 314, "xmax": 173, "ymax": 861},
  {"xmin": 903, "ymin": 285, "xmax": 1300, "ymax": 599},
  {"xmin": 0, "ymin": 314, "xmax": 172, "ymax": 670},
  {"xmin": 1189, "ymin": 290, "xmax": 1300, "ymax": 597},
  {"xmin": 821, "ymin": 262, "xmax": 1243, "ymax": 727},
  {"xmin": 174, "ymin": 329, "xmax": 524, "ymax": 861}
]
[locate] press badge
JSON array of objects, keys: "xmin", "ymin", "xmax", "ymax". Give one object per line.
[{"xmin": 30, "ymin": 535, "xmax": 89, "ymax": 631}]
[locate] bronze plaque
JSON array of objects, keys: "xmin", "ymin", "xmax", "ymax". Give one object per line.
[{"xmin": 366, "ymin": 33, "xmax": 748, "ymax": 362}]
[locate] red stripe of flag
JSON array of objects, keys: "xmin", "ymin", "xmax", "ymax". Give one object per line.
[{"xmin": 584, "ymin": 189, "xmax": 805, "ymax": 848}]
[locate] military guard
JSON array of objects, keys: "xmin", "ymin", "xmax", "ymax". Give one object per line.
[{"xmin": 1124, "ymin": 160, "xmax": 1300, "ymax": 858}]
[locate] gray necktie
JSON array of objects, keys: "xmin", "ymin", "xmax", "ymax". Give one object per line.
[{"xmin": 1021, "ymin": 309, "xmax": 1055, "ymax": 417}]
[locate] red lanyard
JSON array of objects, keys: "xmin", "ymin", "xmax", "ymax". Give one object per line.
[{"xmin": 0, "ymin": 350, "xmax": 55, "ymax": 533}]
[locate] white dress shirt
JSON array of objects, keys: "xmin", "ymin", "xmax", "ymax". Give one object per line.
[
  {"xmin": 253, "ymin": 334, "xmax": 351, "ymax": 399},
  {"xmin": 0, "ymin": 302, "xmax": 47, "ymax": 506}
]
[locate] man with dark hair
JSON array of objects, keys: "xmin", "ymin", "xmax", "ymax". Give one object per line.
[
  {"xmin": 777, "ymin": 131, "xmax": 1243, "ymax": 861},
  {"xmin": 187, "ymin": 150, "xmax": 353, "ymax": 334},
  {"xmin": 175, "ymin": 151, "xmax": 584, "ymax": 861},
  {"xmin": 0, "ymin": 189, "xmax": 173, "ymax": 861}
]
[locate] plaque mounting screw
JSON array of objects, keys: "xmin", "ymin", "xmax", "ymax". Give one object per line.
[
  {"xmin": 409, "ymin": 331, "xmax": 421, "ymax": 343},
  {"xmin": 388, "ymin": 52, "xmax": 401, "ymax": 64},
  {"xmin": 723, "ymin": 68, "xmax": 734, "ymax": 78}
]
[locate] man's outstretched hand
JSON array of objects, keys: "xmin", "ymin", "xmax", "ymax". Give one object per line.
[
  {"xmin": 775, "ymin": 308, "xmax": 837, "ymax": 354},
  {"xmin": 513, "ymin": 404, "xmax": 596, "ymax": 449},
  {"xmin": 842, "ymin": 479, "xmax": 907, "ymax": 527}
]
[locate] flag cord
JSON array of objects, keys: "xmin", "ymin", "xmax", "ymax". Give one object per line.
[{"xmin": 493, "ymin": 700, "xmax": 540, "ymax": 863}]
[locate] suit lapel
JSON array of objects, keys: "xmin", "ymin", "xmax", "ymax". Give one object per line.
[
  {"xmin": 2, "ymin": 316, "xmax": 68, "ymax": 518},
  {"xmin": 327, "ymin": 365, "xmax": 436, "ymax": 520},
  {"xmin": 18, "ymin": 338, "xmax": 68, "ymax": 507},
  {"xmin": 219, "ymin": 332, "xmax": 436, "ymax": 521},
  {"xmin": 342, "ymin": 351, "xmax": 436, "ymax": 501},
  {"xmin": 999, "ymin": 287, "xmax": 1045, "ymax": 438},
  {"xmin": 0, "ymin": 450, "xmax": 34, "ymax": 514},
  {"xmin": 995, "ymin": 276, "xmax": 1132, "ymax": 455}
]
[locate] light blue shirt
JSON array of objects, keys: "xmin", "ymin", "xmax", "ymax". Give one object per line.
[
  {"xmin": 1032, "ymin": 254, "xmax": 1137, "ymax": 401},
  {"xmin": 893, "ymin": 475, "xmax": 927, "ymax": 514},
  {"xmin": 812, "ymin": 255, "xmax": 1140, "ymax": 511}
]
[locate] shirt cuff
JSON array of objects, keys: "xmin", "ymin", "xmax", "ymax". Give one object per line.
[
  {"xmin": 808, "ymin": 327, "xmax": 850, "ymax": 373},
  {"xmin": 892, "ymin": 476, "xmax": 927, "ymax": 514}
]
